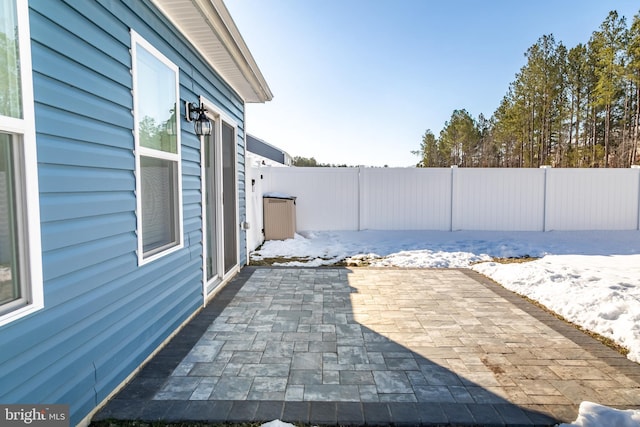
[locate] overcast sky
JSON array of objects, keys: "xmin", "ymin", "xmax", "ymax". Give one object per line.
[{"xmin": 225, "ymin": 0, "xmax": 640, "ymax": 167}]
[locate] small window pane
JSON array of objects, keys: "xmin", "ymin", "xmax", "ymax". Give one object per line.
[
  {"xmin": 0, "ymin": 133, "xmax": 20, "ymax": 308},
  {"xmin": 136, "ymin": 46, "xmax": 177, "ymax": 153},
  {"xmin": 141, "ymin": 156, "xmax": 178, "ymax": 254},
  {"xmin": 0, "ymin": 0, "xmax": 23, "ymax": 118}
]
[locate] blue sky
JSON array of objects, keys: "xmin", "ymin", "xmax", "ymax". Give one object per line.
[{"xmin": 225, "ymin": 1, "xmax": 640, "ymax": 167}]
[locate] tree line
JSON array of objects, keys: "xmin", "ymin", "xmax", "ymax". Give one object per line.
[
  {"xmin": 414, "ymin": 10, "xmax": 640, "ymax": 168},
  {"xmin": 292, "ymin": 156, "xmax": 356, "ymax": 167}
]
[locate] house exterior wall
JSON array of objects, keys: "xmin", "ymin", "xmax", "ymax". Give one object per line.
[
  {"xmin": 246, "ymin": 134, "xmax": 291, "ymax": 166},
  {"xmin": 0, "ymin": 0, "xmax": 247, "ymax": 424}
]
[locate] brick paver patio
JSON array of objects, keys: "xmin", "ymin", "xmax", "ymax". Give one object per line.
[{"xmin": 93, "ymin": 267, "xmax": 640, "ymax": 426}]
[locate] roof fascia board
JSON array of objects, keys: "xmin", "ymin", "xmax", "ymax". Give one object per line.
[{"xmin": 151, "ymin": 0, "xmax": 273, "ymax": 103}]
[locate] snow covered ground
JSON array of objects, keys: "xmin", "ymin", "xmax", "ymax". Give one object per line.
[
  {"xmin": 558, "ymin": 401, "xmax": 640, "ymax": 427},
  {"xmin": 251, "ymin": 230, "xmax": 640, "ymax": 363}
]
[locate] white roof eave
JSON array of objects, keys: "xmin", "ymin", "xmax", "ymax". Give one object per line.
[{"xmin": 151, "ymin": 0, "xmax": 273, "ymax": 103}]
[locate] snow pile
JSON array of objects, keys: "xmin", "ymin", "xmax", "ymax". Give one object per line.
[
  {"xmin": 253, "ymin": 230, "xmax": 640, "ymax": 267},
  {"xmin": 558, "ymin": 401, "xmax": 640, "ymax": 427},
  {"xmin": 473, "ymin": 254, "xmax": 640, "ymax": 363},
  {"xmin": 368, "ymin": 249, "xmax": 491, "ymax": 268},
  {"xmin": 251, "ymin": 232, "xmax": 350, "ymax": 266},
  {"xmin": 251, "ymin": 230, "xmax": 640, "ymax": 363}
]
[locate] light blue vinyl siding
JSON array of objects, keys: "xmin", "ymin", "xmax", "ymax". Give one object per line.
[{"xmin": 0, "ymin": 0, "xmax": 248, "ymax": 424}]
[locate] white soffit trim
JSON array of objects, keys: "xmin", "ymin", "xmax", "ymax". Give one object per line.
[{"xmin": 151, "ymin": 0, "xmax": 273, "ymax": 103}]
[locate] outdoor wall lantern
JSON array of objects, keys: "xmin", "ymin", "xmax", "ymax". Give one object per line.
[{"xmin": 185, "ymin": 100, "xmax": 212, "ymax": 136}]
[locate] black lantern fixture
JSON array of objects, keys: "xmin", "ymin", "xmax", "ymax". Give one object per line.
[{"xmin": 185, "ymin": 100, "xmax": 212, "ymax": 136}]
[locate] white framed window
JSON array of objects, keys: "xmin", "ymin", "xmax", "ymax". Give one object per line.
[
  {"xmin": 0, "ymin": 0, "xmax": 44, "ymax": 326},
  {"xmin": 131, "ymin": 30, "xmax": 183, "ymax": 265}
]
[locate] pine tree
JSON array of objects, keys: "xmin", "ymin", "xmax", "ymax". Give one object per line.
[
  {"xmin": 517, "ymin": 35, "xmax": 566, "ymax": 166},
  {"xmin": 566, "ymin": 44, "xmax": 589, "ymax": 166},
  {"xmin": 590, "ymin": 11, "xmax": 627, "ymax": 167},
  {"xmin": 412, "ymin": 129, "xmax": 439, "ymax": 167},
  {"xmin": 415, "ymin": 9, "xmax": 640, "ymax": 169},
  {"xmin": 438, "ymin": 110, "xmax": 480, "ymax": 167},
  {"xmin": 492, "ymin": 88, "xmax": 527, "ymax": 167},
  {"xmin": 292, "ymin": 156, "xmax": 319, "ymax": 167},
  {"xmin": 626, "ymin": 12, "xmax": 640, "ymax": 165},
  {"xmin": 476, "ymin": 113, "xmax": 495, "ymax": 167}
]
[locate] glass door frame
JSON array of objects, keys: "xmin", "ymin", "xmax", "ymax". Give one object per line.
[{"xmin": 199, "ymin": 97, "xmax": 240, "ymax": 304}]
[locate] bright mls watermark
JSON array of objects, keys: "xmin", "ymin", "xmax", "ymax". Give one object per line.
[{"xmin": 1, "ymin": 405, "xmax": 69, "ymax": 427}]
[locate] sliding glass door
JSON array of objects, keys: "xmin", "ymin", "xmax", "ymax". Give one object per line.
[
  {"xmin": 202, "ymin": 111, "xmax": 239, "ymax": 296},
  {"xmin": 222, "ymin": 122, "xmax": 237, "ymax": 274},
  {"xmin": 204, "ymin": 128, "xmax": 218, "ymax": 285}
]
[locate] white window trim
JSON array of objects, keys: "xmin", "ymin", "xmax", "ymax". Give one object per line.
[
  {"xmin": 0, "ymin": 0, "xmax": 43, "ymax": 327},
  {"xmin": 131, "ymin": 30, "xmax": 184, "ymax": 266}
]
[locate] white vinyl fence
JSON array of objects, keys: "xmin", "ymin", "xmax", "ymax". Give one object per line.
[{"xmin": 246, "ymin": 166, "xmax": 640, "ymax": 251}]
